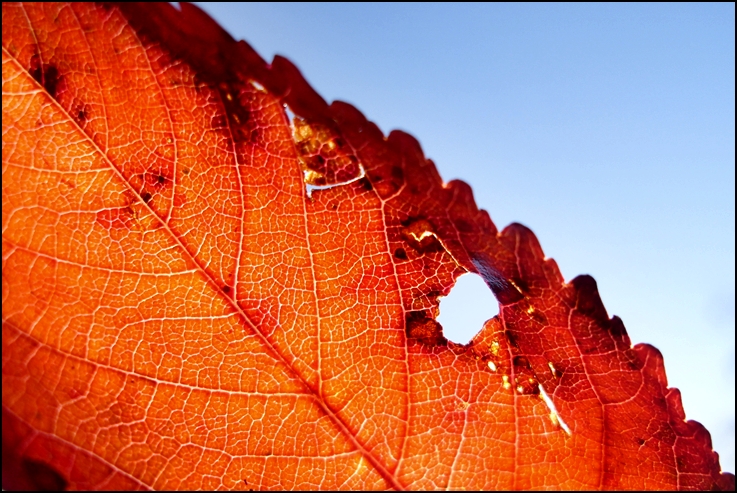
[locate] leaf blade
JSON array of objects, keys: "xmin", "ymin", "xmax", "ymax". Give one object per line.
[{"xmin": 2, "ymin": 2, "xmax": 733, "ymax": 490}]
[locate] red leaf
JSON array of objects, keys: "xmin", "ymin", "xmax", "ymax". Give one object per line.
[{"xmin": 2, "ymin": 3, "xmax": 733, "ymax": 490}]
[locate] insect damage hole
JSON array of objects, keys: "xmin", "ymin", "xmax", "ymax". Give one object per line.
[{"xmin": 437, "ymin": 273, "xmax": 500, "ymax": 345}]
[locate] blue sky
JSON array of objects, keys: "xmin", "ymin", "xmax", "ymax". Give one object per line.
[{"xmin": 196, "ymin": 3, "xmax": 735, "ymax": 473}]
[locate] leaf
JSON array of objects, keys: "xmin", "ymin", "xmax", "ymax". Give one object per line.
[{"xmin": 2, "ymin": 3, "xmax": 733, "ymax": 490}]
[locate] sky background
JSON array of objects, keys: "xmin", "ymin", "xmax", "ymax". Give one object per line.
[{"xmin": 196, "ymin": 3, "xmax": 735, "ymax": 473}]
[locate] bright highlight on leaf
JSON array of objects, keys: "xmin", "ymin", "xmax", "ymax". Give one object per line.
[{"xmin": 2, "ymin": 2, "xmax": 733, "ymax": 490}]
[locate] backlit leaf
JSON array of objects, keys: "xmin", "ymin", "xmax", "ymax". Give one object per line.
[{"xmin": 2, "ymin": 3, "xmax": 733, "ymax": 490}]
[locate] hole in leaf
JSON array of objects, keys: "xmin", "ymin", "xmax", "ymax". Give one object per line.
[{"xmin": 437, "ymin": 273, "xmax": 499, "ymax": 345}]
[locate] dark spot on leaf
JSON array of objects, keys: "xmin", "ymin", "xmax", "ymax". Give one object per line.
[
  {"xmin": 529, "ymin": 308, "xmax": 548, "ymax": 325},
  {"xmin": 29, "ymin": 54, "xmax": 43, "ymax": 84},
  {"xmin": 505, "ymin": 330, "xmax": 519, "ymax": 349},
  {"xmin": 141, "ymin": 192, "xmax": 152, "ymax": 203},
  {"xmin": 406, "ymin": 311, "xmax": 446, "ymax": 346},
  {"xmin": 360, "ymin": 177, "xmax": 373, "ymax": 192},
  {"xmin": 222, "ymin": 285, "xmax": 231, "ymax": 294},
  {"xmin": 21, "ymin": 458, "xmax": 68, "ymax": 491},
  {"xmin": 29, "ymin": 55, "xmax": 62, "ymax": 99},
  {"xmin": 334, "ymin": 137, "xmax": 345, "ymax": 148},
  {"xmin": 140, "ymin": 171, "xmax": 171, "ymax": 190},
  {"xmin": 513, "ymin": 355, "xmax": 531, "ymax": 370},
  {"xmin": 552, "ymin": 363, "xmax": 564, "ymax": 378},
  {"xmin": 182, "ymin": 168, "xmax": 190, "ymax": 175},
  {"xmin": 315, "ymin": 155, "xmax": 326, "ymax": 165},
  {"xmin": 636, "ymin": 438, "xmax": 646, "ymax": 446},
  {"xmin": 391, "ymin": 166, "xmax": 404, "ymax": 182},
  {"xmin": 73, "ymin": 101, "xmax": 89, "ymax": 123},
  {"xmin": 394, "ymin": 248, "xmax": 408, "ymax": 261}
]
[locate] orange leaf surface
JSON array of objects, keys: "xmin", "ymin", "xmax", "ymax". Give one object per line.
[{"xmin": 2, "ymin": 3, "xmax": 733, "ymax": 490}]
